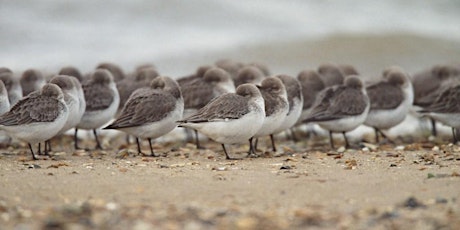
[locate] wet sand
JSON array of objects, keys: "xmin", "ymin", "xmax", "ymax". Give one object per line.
[{"xmin": 1, "ymin": 133, "xmax": 459, "ymax": 229}]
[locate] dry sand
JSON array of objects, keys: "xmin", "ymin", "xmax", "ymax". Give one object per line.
[{"xmin": 0, "ymin": 133, "xmax": 459, "ymax": 230}]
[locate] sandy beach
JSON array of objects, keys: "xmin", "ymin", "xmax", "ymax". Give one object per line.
[{"xmin": 1, "ymin": 133, "xmax": 459, "ymax": 229}]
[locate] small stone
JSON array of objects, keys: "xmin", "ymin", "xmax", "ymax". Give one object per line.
[
  {"xmin": 361, "ymin": 142, "xmax": 378, "ymax": 151},
  {"xmin": 337, "ymin": 146, "xmax": 346, "ymax": 153},
  {"xmin": 403, "ymin": 197, "xmax": 425, "ymax": 209},
  {"xmin": 27, "ymin": 164, "xmax": 41, "ymax": 169},
  {"xmin": 72, "ymin": 149, "xmax": 88, "ymax": 156},
  {"xmin": 106, "ymin": 202, "xmax": 118, "ymax": 211},
  {"xmin": 436, "ymin": 198, "xmax": 448, "ymax": 204},
  {"xmin": 212, "ymin": 166, "xmax": 228, "ymax": 171},
  {"xmin": 394, "ymin": 146, "xmax": 405, "ymax": 151},
  {"xmin": 432, "ymin": 146, "xmax": 440, "ymax": 151}
]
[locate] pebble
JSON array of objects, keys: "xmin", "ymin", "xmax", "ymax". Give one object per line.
[
  {"xmin": 403, "ymin": 197, "xmax": 425, "ymax": 209},
  {"xmin": 106, "ymin": 202, "xmax": 118, "ymax": 211},
  {"xmin": 337, "ymin": 146, "xmax": 346, "ymax": 153}
]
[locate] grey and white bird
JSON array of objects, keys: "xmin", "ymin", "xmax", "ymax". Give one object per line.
[
  {"xmin": 76, "ymin": 69, "xmax": 120, "ymax": 150},
  {"xmin": 251, "ymin": 77, "xmax": 289, "ymax": 154},
  {"xmin": 0, "ymin": 83, "xmax": 69, "ymax": 160},
  {"xmin": 178, "ymin": 84, "xmax": 265, "ymax": 160},
  {"xmin": 304, "ymin": 76, "xmax": 370, "ymax": 149},
  {"xmin": 273, "ymin": 74, "xmax": 303, "ymax": 134},
  {"xmin": 364, "ymin": 67, "xmax": 413, "ymax": 143},
  {"xmin": 117, "ymin": 67, "xmax": 159, "ymax": 114},
  {"xmin": 412, "ymin": 64, "xmax": 460, "ymax": 136},
  {"xmin": 50, "ymin": 76, "xmax": 83, "ymax": 133},
  {"xmin": 180, "ymin": 67, "xmax": 235, "ymax": 149},
  {"xmin": 297, "ymin": 70, "xmax": 326, "ymax": 123},
  {"xmin": 418, "ymin": 81, "xmax": 460, "ymax": 143},
  {"xmin": 105, "ymin": 76, "xmax": 183, "ymax": 156}
]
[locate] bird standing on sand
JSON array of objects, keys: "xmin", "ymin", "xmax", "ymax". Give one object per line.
[
  {"xmin": 0, "ymin": 83, "xmax": 69, "ymax": 160},
  {"xmin": 412, "ymin": 65, "xmax": 460, "ymax": 137},
  {"xmin": 180, "ymin": 67, "xmax": 235, "ymax": 149},
  {"xmin": 46, "ymin": 75, "xmax": 84, "ymax": 151},
  {"xmin": 364, "ymin": 67, "xmax": 413, "ymax": 143},
  {"xmin": 418, "ymin": 81, "xmax": 460, "ymax": 143},
  {"xmin": 178, "ymin": 84, "xmax": 265, "ymax": 160},
  {"xmin": 272, "ymin": 74, "xmax": 303, "ymax": 142},
  {"xmin": 105, "ymin": 76, "xmax": 183, "ymax": 156},
  {"xmin": 304, "ymin": 76, "xmax": 370, "ymax": 149},
  {"xmin": 76, "ymin": 69, "xmax": 119, "ymax": 150},
  {"xmin": 251, "ymin": 77, "xmax": 289, "ymax": 154}
]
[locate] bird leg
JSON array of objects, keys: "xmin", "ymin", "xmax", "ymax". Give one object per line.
[
  {"xmin": 44, "ymin": 140, "xmax": 51, "ymax": 156},
  {"xmin": 270, "ymin": 134, "xmax": 277, "ymax": 152},
  {"xmin": 194, "ymin": 129, "xmax": 204, "ymax": 149},
  {"xmin": 93, "ymin": 129, "xmax": 102, "ymax": 150},
  {"xmin": 329, "ymin": 131, "xmax": 335, "ymax": 149},
  {"xmin": 342, "ymin": 132, "xmax": 350, "ymax": 149},
  {"xmin": 247, "ymin": 137, "xmax": 258, "ymax": 158},
  {"xmin": 431, "ymin": 118, "xmax": 437, "ymax": 137},
  {"xmin": 136, "ymin": 138, "xmax": 143, "ymax": 155},
  {"xmin": 38, "ymin": 142, "xmax": 42, "ymax": 155},
  {"xmin": 374, "ymin": 127, "xmax": 380, "ymax": 143},
  {"xmin": 74, "ymin": 128, "xmax": 81, "ymax": 150},
  {"xmin": 28, "ymin": 143, "xmax": 37, "ymax": 160},
  {"xmin": 254, "ymin": 138, "xmax": 261, "ymax": 152},
  {"xmin": 221, "ymin": 144, "xmax": 234, "ymax": 160},
  {"xmin": 452, "ymin": 127, "xmax": 458, "ymax": 144},
  {"xmin": 148, "ymin": 138, "xmax": 157, "ymax": 157}
]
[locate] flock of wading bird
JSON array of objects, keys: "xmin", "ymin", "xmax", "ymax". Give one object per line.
[{"xmin": 0, "ymin": 60, "xmax": 459, "ymax": 160}]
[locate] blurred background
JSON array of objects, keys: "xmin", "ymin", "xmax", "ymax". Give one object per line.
[{"xmin": 1, "ymin": 0, "xmax": 460, "ymax": 77}]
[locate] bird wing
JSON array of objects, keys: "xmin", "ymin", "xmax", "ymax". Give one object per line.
[
  {"xmin": 304, "ymin": 87, "xmax": 367, "ymax": 122},
  {"xmin": 107, "ymin": 91, "xmax": 176, "ymax": 128},
  {"xmin": 83, "ymin": 84, "xmax": 114, "ymax": 111},
  {"xmin": 0, "ymin": 95, "xmax": 64, "ymax": 126},
  {"xmin": 180, "ymin": 93, "xmax": 249, "ymax": 123},
  {"xmin": 180, "ymin": 80, "xmax": 215, "ymax": 109},
  {"xmin": 420, "ymin": 84, "xmax": 460, "ymax": 113},
  {"xmin": 366, "ymin": 82, "xmax": 404, "ymax": 110}
]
